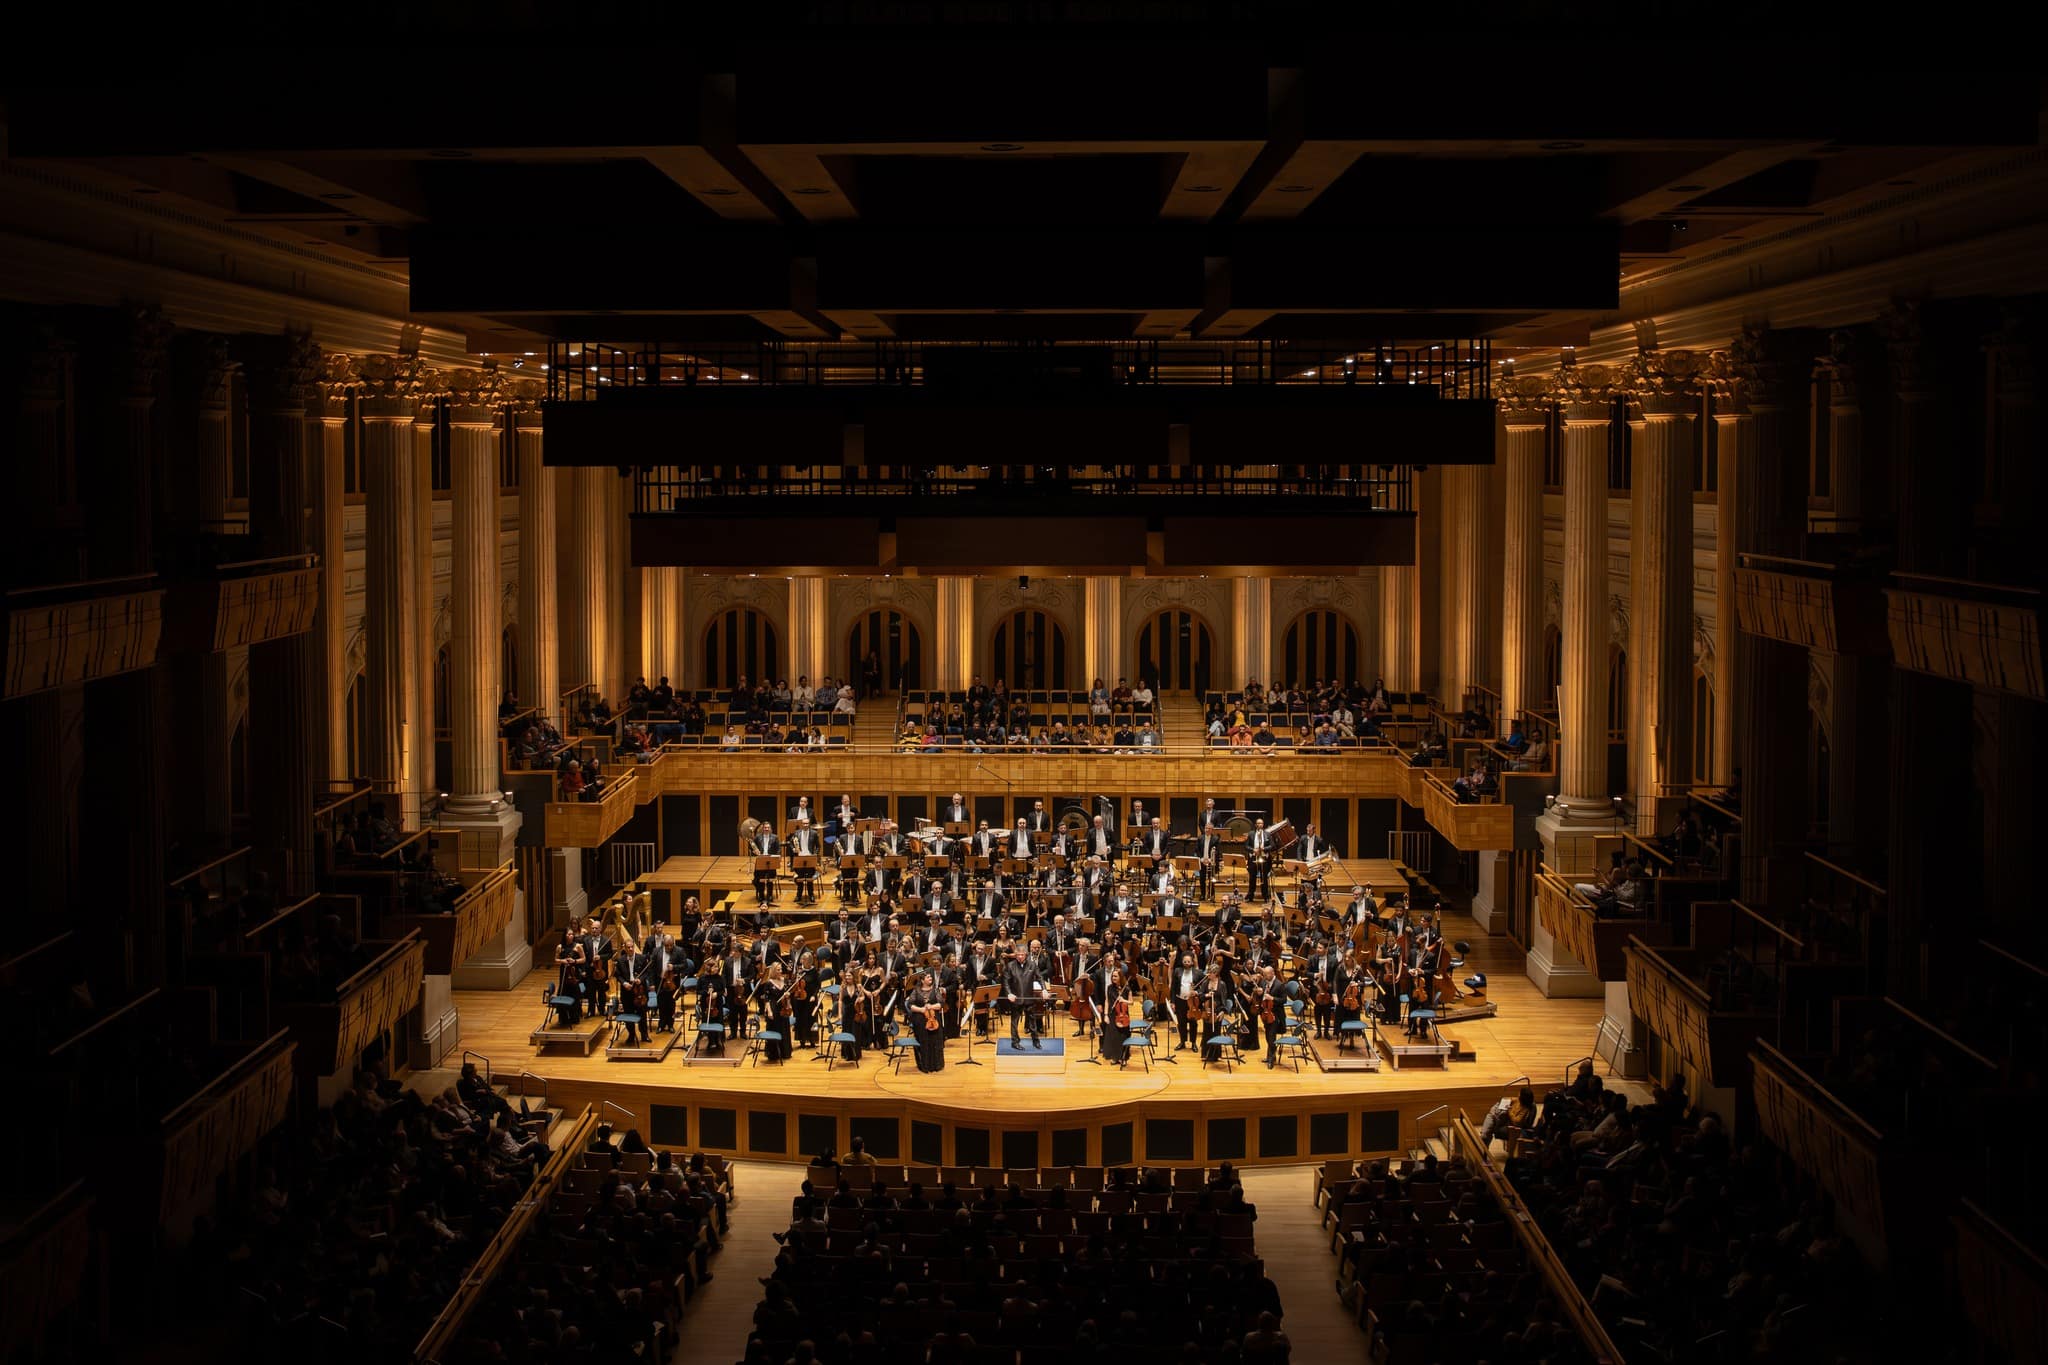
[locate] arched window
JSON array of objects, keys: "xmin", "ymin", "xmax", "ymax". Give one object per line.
[
  {"xmin": 1692, "ymin": 667, "xmax": 1716, "ymax": 782},
  {"xmin": 1279, "ymin": 609, "xmax": 1360, "ymax": 688},
  {"xmin": 989, "ymin": 609, "xmax": 1068, "ymax": 691},
  {"xmin": 703, "ymin": 608, "xmax": 780, "ymax": 690},
  {"xmin": 1135, "ymin": 608, "xmax": 1214, "ymax": 693},
  {"xmin": 1541, "ymin": 625, "xmax": 1563, "ymax": 710},
  {"xmin": 1606, "ymin": 646, "xmax": 1629, "ymax": 737},
  {"xmin": 848, "ymin": 609, "xmax": 924, "ymax": 693}
]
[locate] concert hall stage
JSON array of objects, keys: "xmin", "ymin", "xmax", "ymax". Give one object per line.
[{"xmin": 455, "ymin": 916, "xmax": 1597, "ymax": 1168}]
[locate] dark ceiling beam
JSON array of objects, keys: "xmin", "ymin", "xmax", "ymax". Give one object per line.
[
  {"xmin": 200, "ymin": 155, "xmax": 430, "ymax": 224},
  {"xmin": 1598, "ymin": 143, "xmax": 1825, "ymax": 221}
]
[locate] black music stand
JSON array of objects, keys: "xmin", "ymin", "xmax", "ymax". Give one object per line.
[{"xmin": 958, "ymin": 983, "xmax": 997, "ymax": 1066}]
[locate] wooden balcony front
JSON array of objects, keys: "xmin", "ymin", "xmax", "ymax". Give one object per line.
[
  {"xmin": 0, "ymin": 1180, "xmax": 92, "ymax": 1360},
  {"xmin": 387, "ymin": 862, "xmax": 518, "ymax": 975},
  {"xmin": 1886, "ymin": 573, "xmax": 2044, "ymax": 701},
  {"xmin": 1733, "ymin": 555, "xmax": 1887, "ymax": 654},
  {"xmin": 1954, "ymin": 1199, "xmax": 2048, "ymax": 1365},
  {"xmin": 2, "ymin": 573, "xmax": 163, "ymax": 699},
  {"xmin": 1751, "ymin": 1040, "xmax": 1894, "ymax": 1270},
  {"xmin": 279, "ymin": 933, "xmax": 427, "ymax": 1077},
  {"xmin": 155, "ymin": 1030, "xmax": 296, "ymax": 1226},
  {"xmin": 1534, "ymin": 866, "xmax": 1657, "ymax": 980},
  {"xmin": 545, "ymin": 767, "xmax": 641, "ymax": 846},
  {"xmin": 164, "ymin": 555, "xmax": 322, "ymax": 653},
  {"xmin": 629, "ymin": 746, "xmax": 1411, "ymax": 802},
  {"xmin": 1417, "ymin": 771, "xmax": 1515, "ymax": 850},
  {"xmin": 1625, "ymin": 938, "xmax": 1774, "ymax": 1098}
]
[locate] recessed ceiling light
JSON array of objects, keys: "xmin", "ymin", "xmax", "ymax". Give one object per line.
[
  {"xmin": 701, "ymin": 187, "xmax": 740, "ymax": 196},
  {"xmin": 792, "ymin": 187, "xmax": 832, "ymax": 196},
  {"xmin": 1275, "ymin": 184, "xmax": 1316, "ymax": 194},
  {"xmin": 321, "ymin": 191, "xmax": 355, "ymax": 200},
  {"xmin": 1540, "ymin": 140, "xmax": 1584, "ymax": 151},
  {"xmin": 1183, "ymin": 184, "xmax": 1222, "ymax": 193},
  {"xmin": 428, "ymin": 148, "xmax": 472, "ymax": 159},
  {"xmin": 980, "ymin": 143, "xmax": 1023, "ymax": 152}
]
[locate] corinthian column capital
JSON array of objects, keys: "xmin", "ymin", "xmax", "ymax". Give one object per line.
[
  {"xmin": 358, "ymin": 350, "xmax": 425, "ymax": 419},
  {"xmin": 1626, "ymin": 346, "xmax": 1702, "ymax": 417},
  {"xmin": 1496, "ymin": 363, "xmax": 1555, "ymax": 427},
  {"xmin": 245, "ymin": 331, "xmax": 325, "ymax": 412},
  {"xmin": 1878, "ymin": 299, "xmax": 1931, "ymax": 396},
  {"xmin": 1552, "ymin": 358, "xmax": 1623, "ymax": 423},
  {"xmin": 444, "ymin": 363, "xmax": 506, "ymax": 427}
]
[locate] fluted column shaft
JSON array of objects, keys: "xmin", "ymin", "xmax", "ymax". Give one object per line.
[
  {"xmin": 1233, "ymin": 578, "xmax": 1271, "ymax": 685},
  {"xmin": 1710, "ymin": 413, "xmax": 1743, "ymax": 786},
  {"xmin": 1628, "ymin": 405, "xmax": 1696, "ymax": 831},
  {"xmin": 361, "ymin": 400, "xmax": 419, "ymax": 797},
  {"xmin": 1084, "ymin": 576, "xmax": 1122, "ymax": 688},
  {"xmin": 447, "ymin": 403, "xmax": 504, "ymax": 810},
  {"xmin": 1442, "ymin": 462, "xmax": 1494, "ymax": 711},
  {"xmin": 563, "ymin": 465, "xmax": 611, "ymax": 707},
  {"xmin": 1558, "ymin": 408, "xmax": 1614, "ymax": 812},
  {"xmin": 514, "ymin": 409, "xmax": 559, "ymax": 715},
  {"xmin": 608, "ymin": 471, "xmax": 630, "ymax": 700},
  {"xmin": 1378, "ymin": 564, "xmax": 1419, "ymax": 691},
  {"xmin": 314, "ymin": 392, "xmax": 349, "ymax": 783},
  {"xmin": 935, "ymin": 577, "xmax": 973, "ymax": 691},
  {"xmin": 1436, "ymin": 464, "xmax": 1468, "ymax": 708},
  {"xmin": 787, "ymin": 576, "xmax": 827, "ymax": 686},
  {"xmin": 413, "ymin": 404, "xmax": 439, "ymax": 817},
  {"xmin": 1500, "ymin": 418, "xmax": 1548, "ymax": 728},
  {"xmin": 184, "ymin": 357, "xmax": 235, "ymax": 840}
]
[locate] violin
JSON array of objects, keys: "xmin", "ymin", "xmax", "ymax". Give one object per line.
[{"xmin": 1342, "ymin": 977, "xmax": 1363, "ymax": 1011}]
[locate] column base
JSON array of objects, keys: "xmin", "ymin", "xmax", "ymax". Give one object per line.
[
  {"xmin": 551, "ymin": 847, "xmax": 589, "ymax": 931},
  {"xmin": 1469, "ymin": 851, "xmax": 1508, "ymax": 934},
  {"xmin": 408, "ymin": 973, "xmax": 461, "ymax": 1070},
  {"xmin": 1526, "ymin": 927, "xmax": 1603, "ymax": 999},
  {"xmin": 452, "ymin": 888, "xmax": 535, "ymax": 991},
  {"xmin": 1534, "ymin": 799, "xmax": 1625, "ymax": 876},
  {"xmin": 1598, "ymin": 979, "xmax": 1646, "ymax": 1077}
]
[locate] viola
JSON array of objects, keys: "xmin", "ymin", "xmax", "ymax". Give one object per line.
[{"xmin": 1342, "ymin": 978, "xmax": 1363, "ymax": 1011}]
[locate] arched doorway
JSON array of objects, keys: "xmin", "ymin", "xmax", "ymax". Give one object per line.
[
  {"xmin": 990, "ymin": 609, "xmax": 1068, "ymax": 691},
  {"xmin": 703, "ymin": 608, "xmax": 780, "ymax": 690},
  {"xmin": 1135, "ymin": 608, "xmax": 1214, "ymax": 693},
  {"xmin": 847, "ymin": 609, "xmax": 924, "ymax": 693},
  {"xmin": 1279, "ymin": 609, "xmax": 1360, "ymax": 687}
]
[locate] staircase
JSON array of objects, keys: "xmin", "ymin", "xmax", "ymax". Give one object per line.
[
  {"xmin": 851, "ymin": 694, "xmax": 901, "ymax": 750},
  {"xmin": 1156, "ymin": 692, "xmax": 1205, "ymax": 747}
]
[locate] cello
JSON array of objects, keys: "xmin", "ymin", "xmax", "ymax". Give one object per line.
[{"xmin": 1070, "ymin": 973, "xmax": 1098, "ymax": 1027}]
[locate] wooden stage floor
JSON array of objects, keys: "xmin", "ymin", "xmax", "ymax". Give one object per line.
[{"xmin": 455, "ymin": 912, "xmax": 1600, "ymax": 1165}]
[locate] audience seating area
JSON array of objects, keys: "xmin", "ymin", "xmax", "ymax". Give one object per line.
[
  {"xmin": 740, "ymin": 1161, "xmax": 1289, "ymax": 1364},
  {"xmin": 1317, "ymin": 1149, "xmax": 1602, "ymax": 1365}
]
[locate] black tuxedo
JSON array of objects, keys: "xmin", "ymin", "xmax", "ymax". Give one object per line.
[
  {"xmin": 943, "ymin": 802, "xmax": 970, "ymax": 824},
  {"xmin": 1027, "ymin": 810, "xmax": 1053, "ymax": 832},
  {"xmin": 1008, "ymin": 831, "xmax": 1034, "ymax": 858},
  {"xmin": 1002, "ymin": 960, "xmax": 1047, "ymax": 1041},
  {"xmin": 1157, "ymin": 895, "xmax": 1186, "ymax": 922}
]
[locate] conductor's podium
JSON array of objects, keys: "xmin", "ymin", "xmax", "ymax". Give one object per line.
[{"xmin": 992, "ymin": 1035, "xmax": 1065, "ymax": 1075}]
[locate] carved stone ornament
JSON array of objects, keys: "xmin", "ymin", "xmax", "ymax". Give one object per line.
[
  {"xmin": 1878, "ymin": 299, "xmax": 1929, "ymax": 395},
  {"xmin": 247, "ymin": 331, "xmax": 325, "ymax": 411},
  {"xmin": 198, "ymin": 335, "xmax": 240, "ymax": 410},
  {"xmin": 357, "ymin": 350, "xmax": 425, "ymax": 400},
  {"xmin": 345, "ymin": 628, "xmax": 367, "ymax": 680},
  {"xmin": 1626, "ymin": 346, "xmax": 1702, "ymax": 416},
  {"xmin": 1807, "ymin": 656, "xmax": 1830, "ymax": 717},
  {"xmin": 1814, "ymin": 329, "xmax": 1862, "ymax": 406},
  {"xmin": 123, "ymin": 302, "xmax": 174, "ymax": 402},
  {"xmin": 1693, "ymin": 615, "xmax": 1714, "ymax": 666},
  {"xmin": 1544, "ymin": 578, "xmax": 1563, "ymax": 628},
  {"xmin": 1552, "ymin": 356, "xmax": 1623, "ymax": 421},
  {"xmin": 445, "ymin": 362, "xmax": 506, "ymax": 407},
  {"xmin": 1496, "ymin": 364, "xmax": 1555, "ymax": 422},
  {"xmin": 1609, "ymin": 594, "xmax": 1630, "ymax": 640},
  {"xmin": 1984, "ymin": 306, "xmax": 2038, "ymax": 392}
]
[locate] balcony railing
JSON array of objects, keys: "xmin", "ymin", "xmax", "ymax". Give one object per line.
[
  {"xmin": 634, "ymin": 463, "xmax": 1417, "ymax": 512},
  {"xmin": 278, "ymin": 933, "xmax": 427, "ymax": 1077},
  {"xmin": 2, "ymin": 572, "xmax": 163, "ymax": 698}
]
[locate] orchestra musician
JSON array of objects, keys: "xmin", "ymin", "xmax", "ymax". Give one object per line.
[
  {"xmin": 828, "ymin": 910, "xmax": 856, "ymax": 949},
  {"xmin": 1085, "ymin": 814, "xmax": 1115, "ymax": 861},
  {"xmin": 788, "ymin": 819, "xmax": 820, "ymax": 904},
  {"xmin": 1101, "ymin": 967, "xmax": 1130, "ymax": 1065},
  {"xmin": 1027, "ymin": 800, "xmax": 1054, "ymax": 833},
  {"xmin": 1171, "ymin": 951, "xmax": 1202, "ymax": 1050},
  {"xmin": 964, "ymin": 942, "xmax": 998, "ymax": 1036},
  {"xmin": 751, "ymin": 823, "xmax": 780, "ymax": 904},
  {"xmin": 972, "ymin": 820, "xmax": 999, "ymax": 859},
  {"xmin": 1195, "ymin": 824, "xmax": 1223, "ymax": 901},
  {"xmin": 1007, "ymin": 818, "xmax": 1034, "ymax": 859},
  {"xmin": 757, "ymin": 962, "xmax": 793, "ymax": 1060},
  {"xmin": 941, "ymin": 792, "xmax": 971, "ymax": 825},
  {"xmin": 1346, "ymin": 883, "xmax": 1379, "ymax": 931},
  {"xmin": 1138, "ymin": 817, "xmax": 1170, "ymax": 866},
  {"xmin": 1246, "ymin": 817, "xmax": 1274, "ymax": 899},
  {"xmin": 717, "ymin": 942, "xmax": 751, "ymax": 1040},
  {"xmin": 908, "ymin": 971, "xmax": 948, "ymax": 1072},
  {"xmin": 1313, "ymin": 936, "xmax": 1346, "ymax": 1039}
]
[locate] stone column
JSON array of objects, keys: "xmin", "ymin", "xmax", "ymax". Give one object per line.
[
  {"xmin": 1536, "ymin": 362, "xmax": 1625, "ymax": 866},
  {"xmin": 1436, "ymin": 463, "xmax": 1469, "ymax": 708},
  {"xmin": 1378, "ymin": 562, "xmax": 1419, "ymax": 692},
  {"xmin": 171, "ymin": 339, "xmax": 236, "ymax": 846},
  {"xmin": 444, "ymin": 381, "xmax": 510, "ymax": 815},
  {"xmin": 1442, "ymin": 460, "xmax": 1496, "ymax": 711},
  {"xmin": 935, "ymin": 576, "xmax": 974, "ymax": 690},
  {"xmin": 562, "ymin": 465, "xmax": 610, "ymax": 706},
  {"xmin": 1530, "ymin": 360, "xmax": 1621, "ymax": 999},
  {"xmin": 788, "ymin": 576, "xmax": 827, "ymax": 686},
  {"xmin": 1498, "ymin": 375, "xmax": 1550, "ymax": 730},
  {"xmin": 513, "ymin": 397, "xmax": 559, "ymax": 717},
  {"xmin": 1710, "ymin": 405, "xmax": 1743, "ymax": 788},
  {"xmin": 608, "ymin": 470, "xmax": 630, "ymax": 701},
  {"xmin": 1626, "ymin": 350, "xmax": 1700, "ymax": 834},
  {"xmin": 313, "ymin": 356, "xmax": 354, "ymax": 782},
  {"xmin": 357, "ymin": 355, "xmax": 421, "ymax": 809},
  {"xmin": 84, "ymin": 306, "xmax": 173, "ymax": 988},
  {"xmin": 1233, "ymin": 577, "xmax": 1271, "ymax": 686},
  {"xmin": 413, "ymin": 393, "xmax": 440, "ymax": 820},
  {"xmin": 1710, "ymin": 333, "xmax": 1813, "ymax": 909},
  {"xmin": 246, "ymin": 334, "xmax": 325, "ymax": 895},
  {"xmin": 1084, "ymin": 576, "xmax": 1122, "ymax": 689}
]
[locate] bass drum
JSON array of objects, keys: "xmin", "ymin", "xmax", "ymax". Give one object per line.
[
  {"xmin": 1224, "ymin": 815, "xmax": 1254, "ymax": 839},
  {"xmin": 1058, "ymin": 804, "xmax": 1093, "ymax": 839},
  {"xmin": 1267, "ymin": 817, "xmax": 1299, "ymax": 853}
]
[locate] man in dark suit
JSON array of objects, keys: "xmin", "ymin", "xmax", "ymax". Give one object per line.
[
  {"xmin": 975, "ymin": 878, "xmax": 1007, "ymax": 934},
  {"xmin": 1246, "ymin": 818, "xmax": 1273, "ymax": 899},
  {"xmin": 1139, "ymin": 816, "xmax": 1170, "ymax": 865},
  {"xmin": 1007, "ymin": 819, "xmax": 1034, "ymax": 859},
  {"xmin": 788, "ymin": 821, "xmax": 820, "ymax": 904},
  {"xmin": 1156, "ymin": 888, "xmax": 1188, "ymax": 927},
  {"xmin": 752, "ymin": 824, "xmax": 780, "ymax": 904},
  {"xmin": 1002, "ymin": 946, "xmax": 1047, "ymax": 1048},
  {"xmin": 1027, "ymin": 800, "xmax": 1054, "ymax": 833},
  {"xmin": 942, "ymin": 792, "xmax": 971, "ymax": 825},
  {"xmin": 1196, "ymin": 826, "xmax": 1224, "ymax": 902}
]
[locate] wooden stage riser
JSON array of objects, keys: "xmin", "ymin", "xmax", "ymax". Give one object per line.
[{"xmin": 526, "ymin": 1073, "xmax": 1504, "ymax": 1169}]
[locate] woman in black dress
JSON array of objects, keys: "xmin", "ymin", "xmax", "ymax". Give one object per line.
[
  {"xmin": 908, "ymin": 971, "xmax": 948, "ymax": 1073},
  {"xmin": 1101, "ymin": 967, "xmax": 1130, "ymax": 1065}
]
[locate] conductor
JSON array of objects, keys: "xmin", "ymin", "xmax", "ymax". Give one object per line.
[{"xmin": 1002, "ymin": 945, "xmax": 1047, "ymax": 1049}]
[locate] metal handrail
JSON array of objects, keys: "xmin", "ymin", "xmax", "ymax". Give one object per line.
[
  {"xmin": 600, "ymin": 1099, "xmax": 635, "ymax": 1126},
  {"xmin": 461, "ymin": 1049, "xmax": 492, "ymax": 1086},
  {"xmin": 514, "ymin": 1070, "xmax": 550, "ymax": 1109},
  {"xmin": 1565, "ymin": 1055, "xmax": 1593, "ymax": 1086},
  {"xmin": 1411, "ymin": 1103, "xmax": 1450, "ymax": 1155}
]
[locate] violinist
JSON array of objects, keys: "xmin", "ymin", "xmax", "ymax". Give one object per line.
[
  {"xmin": 1338, "ymin": 952, "xmax": 1368, "ymax": 1049},
  {"xmin": 790, "ymin": 946, "xmax": 820, "ymax": 1048},
  {"xmin": 554, "ymin": 933, "xmax": 588, "ymax": 1021},
  {"xmin": 1313, "ymin": 936, "xmax": 1346, "ymax": 1039},
  {"xmin": 908, "ymin": 971, "xmax": 948, "ymax": 1073},
  {"xmin": 1101, "ymin": 967, "xmax": 1131, "ymax": 1065},
  {"xmin": 1171, "ymin": 951, "xmax": 1202, "ymax": 1051},
  {"xmin": 696, "ymin": 971, "xmax": 726, "ymax": 1053},
  {"xmin": 655, "ymin": 954, "xmax": 680, "ymax": 1035}
]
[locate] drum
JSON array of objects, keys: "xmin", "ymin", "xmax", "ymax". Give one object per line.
[{"xmin": 1266, "ymin": 817, "xmax": 1298, "ymax": 853}]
